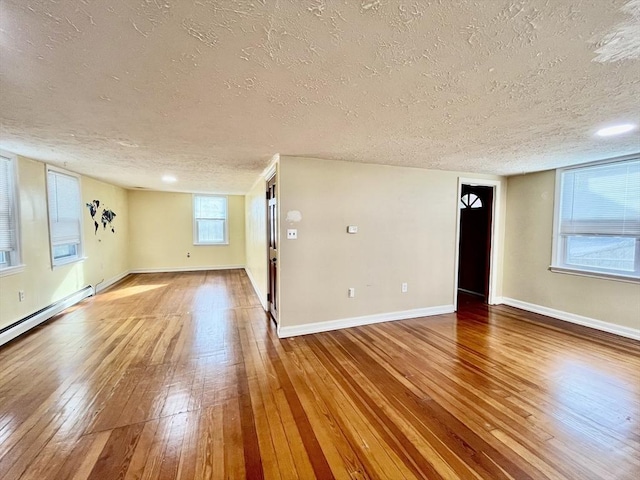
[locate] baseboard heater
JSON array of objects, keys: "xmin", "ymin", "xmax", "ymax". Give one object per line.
[{"xmin": 0, "ymin": 286, "xmax": 94, "ymax": 347}]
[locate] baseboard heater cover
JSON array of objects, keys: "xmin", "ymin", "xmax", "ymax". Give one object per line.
[{"xmin": 0, "ymin": 286, "xmax": 93, "ymax": 347}]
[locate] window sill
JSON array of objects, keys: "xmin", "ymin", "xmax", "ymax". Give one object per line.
[
  {"xmin": 52, "ymin": 256, "xmax": 87, "ymax": 269},
  {"xmin": 0, "ymin": 264, "xmax": 26, "ymax": 277},
  {"xmin": 193, "ymin": 242, "xmax": 229, "ymax": 246},
  {"xmin": 549, "ymin": 266, "xmax": 640, "ymax": 284}
]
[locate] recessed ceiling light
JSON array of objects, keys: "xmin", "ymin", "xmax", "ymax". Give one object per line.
[
  {"xmin": 596, "ymin": 123, "xmax": 636, "ymax": 137},
  {"xmin": 162, "ymin": 175, "xmax": 177, "ymax": 183}
]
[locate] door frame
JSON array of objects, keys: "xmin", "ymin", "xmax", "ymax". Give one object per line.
[
  {"xmin": 453, "ymin": 177, "xmax": 502, "ymax": 308},
  {"xmin": 265, "ymin": 167, "xmax": 278, "ymax": 324}
]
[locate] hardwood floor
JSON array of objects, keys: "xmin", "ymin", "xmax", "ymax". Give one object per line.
[{"xmin": 1, "ymin": 270, "xmax": 638, "ymax": 479}]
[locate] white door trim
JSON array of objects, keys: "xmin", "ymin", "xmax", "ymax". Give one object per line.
[{"xmin": 453, "ymin": 178, "xmax": 502, "ymax": 307}]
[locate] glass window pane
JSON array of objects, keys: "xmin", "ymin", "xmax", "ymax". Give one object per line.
[
  {"xmin": 53, "ymin": 244, "xmax": 78, "ymax": 260},
  {"xmin": 197, "ymin": 219, "xmax": 225, "ymax": 243},
  {"xmin": 460, "ymin": 193, "xmax": 482, "ymax": 209},
  {"xmin": 47, "ymin": 168, "xmax": 82, "ymax": 265},
  {"xmin": 565, "ymin": 236, "xmax": 635, "ymax": 273},
  {"xmin": 195, "ymin": 196, "xmax": 226, "ymax": 219},
  {"xmin": 193, "ymin": 195, "xmax": 227, "ymax": 244}
]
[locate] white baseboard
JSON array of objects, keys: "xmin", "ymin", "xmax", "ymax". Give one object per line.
[
  {"xmin": 244, "ymin": 267, "xmax": 267, "ymax": 310},
  {"xmin": 500, "ymin": 297, "xmax": 640, "ymax": 341},
  {"xmin": 129, "ymin": 265, "xmax": 245, "ymax": 274},
  {"xmin": 94, "ymin": 270, "xmax": 130, "ymax": 294},
  {"xmin": 490, "ymin": 296, "xmax": 504, "ymax": 305},
  {"xmin": 277, "ymin": 304, "xmax": 455, "ymax": 338},
  {"xmin": 0, "ymin": 286, "xmax": 94, "ymax": 347}
]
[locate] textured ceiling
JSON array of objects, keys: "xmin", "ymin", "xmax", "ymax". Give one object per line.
[{"xmin": 1, "ymin": 0, "xmax": 639, "ymax": 194}]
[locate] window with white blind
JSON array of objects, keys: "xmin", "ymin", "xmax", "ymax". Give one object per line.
[
  {"xmin": 0, "ymin": 153, "xmax": 21, "ymax": 273},
  {"xmin": 193, "ymin": 195, "xmax": 228, "ymax": 245},
  {"xmin": 47, "ymin": 166, "xmax": 83, "ymax": 266},
  {"xmin": 552, "ymin": 156, "xmax": 640, "ymax": 281}
]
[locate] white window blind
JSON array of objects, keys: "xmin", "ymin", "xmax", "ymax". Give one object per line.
[
  {"xmin": 193, "ymin": 195, "xmax": 227, "ymax": 245},
  {"xmin": 554, "ymin": 157, "xmax": 640, "ymax": 280},
  {"xmin": 0, "ymin": 156, "xmax": 16, "ymax": 255},
  {"xmin": 47, "ymin": 168, "xmax": 82, "ymax": 264},
  {"xmin": 559, "ymin": 160, "xmax": 640, "ymax": 237}
]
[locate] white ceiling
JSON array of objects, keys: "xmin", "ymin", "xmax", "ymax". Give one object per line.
[{"xmin": 1, "ymin": 0, "xmax": 639, "ymax": 194}]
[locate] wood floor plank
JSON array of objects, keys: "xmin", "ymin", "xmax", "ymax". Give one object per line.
[
  {"xmin": 122, "ymin": 419, "xmax": 161, "ymax": 480},
  {"xmin": 277, "ymin": 337, "xmax": 371, "ymax": 480},
  {"xmin": 1, "ymin": 271, "xmax": 638, "ymax": 479},
  {"xmin": 234, "ymin": 313, "xmax": 267, "ymax": 479},
  {"xmin": 87, "ymin": 422, "xmax": 146, "ymax": 480},
  {"xmin": 67, "ymin": 431, "xmax": 112, "ymax": 480}
]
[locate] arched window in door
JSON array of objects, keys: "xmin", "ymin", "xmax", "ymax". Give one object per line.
[{"xmin": 460, "ymin": 193, "xmax": 483, "ymax": 209}]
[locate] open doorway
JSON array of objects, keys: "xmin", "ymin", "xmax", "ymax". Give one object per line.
[{"xmin": 455, "ymin": 179, "xmax": 500, "ymax": 308}]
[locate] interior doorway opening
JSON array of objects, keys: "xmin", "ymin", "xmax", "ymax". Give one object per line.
[{"xmin": 455, "ymin": 179, "xmax": 499, "ymax": 308}]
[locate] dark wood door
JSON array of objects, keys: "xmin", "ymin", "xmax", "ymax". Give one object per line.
[
  {"xmin": 267, "ymin": 174, "xmax": 278, "ymax": 322},
  {"xmin": 458, "ymin": 185, "xmax": 493, "ymax": 301}
]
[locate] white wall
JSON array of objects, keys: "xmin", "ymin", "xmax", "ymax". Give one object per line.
[
  {"xmin": 0, "ymin": 156, "xmax": 129, "ymax": 330},
  {"xmin": 244, "ymin": 177, "xmax": 268, "ymax": 308},
  {"xmin": 128, "ymin": 191, "xmax": 246, "ymax": 272},
  {"xmin": 277, "ymin": 155, "xmax": 506, "ymax": 333}
]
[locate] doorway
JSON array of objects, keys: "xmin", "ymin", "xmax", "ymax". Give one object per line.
[
  {"xmin": 266, "ymin": 173, "xmax": 278, "ymax": 323},
  {"xmin": 457, "ymin": 183, "xmax": 494, "ymax": 304}
]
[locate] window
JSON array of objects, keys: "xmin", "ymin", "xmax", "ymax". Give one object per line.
[
  {"xmin": 47, "ymin": 166, "xmax": 83, "ymax": 266},
  {"xmin": 552, "ymin": 156, "xmax": 640, "ymax": 281},
  {"xmin": 0, "ymin": 153, "xmax": 21, "ymax": 272},
  {"xmin": 460, "ymin": 193, "xmax": 482, "ymax": 209},
  {"xmin": 193, "ymin": 195, "xmax": 228, "ymax": 245}
]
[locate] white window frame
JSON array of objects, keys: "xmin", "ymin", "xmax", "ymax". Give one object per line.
[
  {"xmin": 46, "ymin": 165, "xmax": 85, "ymax": 267},
  {"xmin": 193, "ymin": 194, "xmax": 229, "ymax": 245},
  {"xmin": 551, "ymin": 154, "xmax": 640, "ymax": 283},
  {"xmin": 0, "ymin": 150, "xmax": 23, "ymax": 277}
]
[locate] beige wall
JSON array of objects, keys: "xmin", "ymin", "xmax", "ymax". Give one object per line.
[
  {"xmin": 244, "ymin": 178, "xmax": 268, "ymax": 308},
  {"xmin": 128, "ymin": 191, "xmax": 245, "ymax": 271},
  {"xmin": 0, "ymin": 156, "xmax": 129, "ymax": 330},
  {"xmin": 278, "ymin": 156, "xmax": 505, "ymax": 329},
  {"xmin": 504, "ymin": 170, "xmax": 640, "ymax": 330}
]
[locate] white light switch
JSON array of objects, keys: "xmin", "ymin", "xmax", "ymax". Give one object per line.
[
  {"xmin": 347, "ymin": 225, "xmax": 358, "ymax": 234},
  {"xmin": 287, "ymin": 229, "xmax": 297, "ymax": 239}
]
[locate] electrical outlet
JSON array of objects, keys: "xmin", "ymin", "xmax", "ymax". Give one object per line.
[
  {"xmin": 18, "ymin": 290, "xmax": 25, "ymax": 302},
  {"xmin": 187, "ymin": 252, "xmax": 191, "ymax": 258},
  {"xmin": 401, "ymin": 282, "xmax": 408, "ymax": 293},
  {"xmin": 348, "ymin": 287, "xmax": 355, "ymax": 298}
]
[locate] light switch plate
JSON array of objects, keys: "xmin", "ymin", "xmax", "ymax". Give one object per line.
[
  {"xmin": 287, "ymin": 229, "xmax": 297, "ymax": 239},
  {"xmin": 347, "ymin": 225, "xmax": 358, "ymax": 234}
]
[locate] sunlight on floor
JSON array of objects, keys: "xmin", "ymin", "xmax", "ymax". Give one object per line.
[
  {"xmin": 95, "ymin": 284, "xmax": 167, "ymax": 302},
  {"xmin": 552, "ymin": 359, "xmax": 636, "ymax": 440}
]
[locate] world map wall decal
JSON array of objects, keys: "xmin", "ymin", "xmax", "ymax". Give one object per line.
[{"xmin": 86, "ymin": 200, "xmax": 117, "ymax": 234}]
